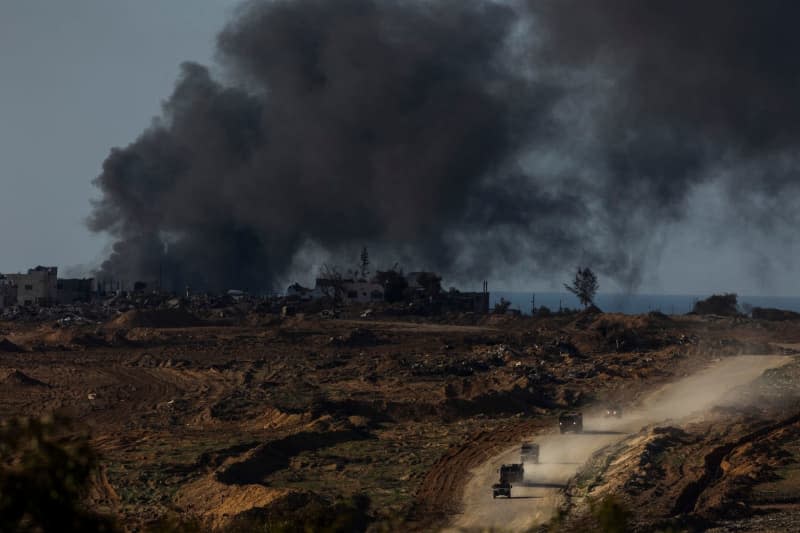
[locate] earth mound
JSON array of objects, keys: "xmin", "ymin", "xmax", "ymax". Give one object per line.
[
  {"xmin": 751, "ymin": 307, "xmax": 800, "ymax": 321},
  {"xmin": 2, "ymin": 369, "xmax": 50, "ymax": 388},
  {"xmin": 174, "ymin": 478, "xmax": 309, "ymax": 530}
]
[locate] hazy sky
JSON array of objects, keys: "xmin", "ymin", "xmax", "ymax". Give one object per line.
[
  {"xmin": 0, "ymin": 1, "xmax": 238, "ymax": 274},
  {"xmin": 0, "ymin": 1, "xmax": 797, "ymax": 296}
]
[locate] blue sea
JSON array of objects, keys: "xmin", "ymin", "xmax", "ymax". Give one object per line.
[{"xmin": 491, "ymin": 292, "xmax": 800, "ymax": 315}]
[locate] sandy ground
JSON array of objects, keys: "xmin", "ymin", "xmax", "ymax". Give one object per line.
[{"xmin": 447, "ymin": 354, "xmax": 791, "ymax": 532}]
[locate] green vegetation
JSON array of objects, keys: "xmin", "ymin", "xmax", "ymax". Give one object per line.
[
  {"xmin": 564, "ymin": 267, "xmax": 599, "ymax": 308},
  {"xmin": 0, "ymin": 415, "xmax": 115, "ymax": 532}
]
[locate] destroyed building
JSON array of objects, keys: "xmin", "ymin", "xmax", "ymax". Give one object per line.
[
  {"xmin": 6, "ymin": 266, "xmax": 58, "ymax": 306},
  {"xmin": 406, "ymin": 272, "xmax": 438, "ymax": 291},
  {"xmin": 0, "ymin": 275, "xmax": 16, "ymax": 309},
  {"xmin": 287, "ymin": 278, "xmax": 385, "ymax": 305},
  {"xmin": 56, "ymin": 278, "xmax": 95, "ymax": 305},
  {"xmin": 1, "ymin": 267, "xmax": 97, "ymax": 307},
  {"xmin": 444, "ymin": 287, "xmax": 490, "ymax": 314},
  {"xmin": 286, "ymin": 282, "xmax": 314, "ymax": 301},
  {"xmin": 341, "ymin": 280, "xmax": 384, "ymax": 304},
  {"xmin": 285, "ymin": 271, "xmax": 487, "ymax": 313}
]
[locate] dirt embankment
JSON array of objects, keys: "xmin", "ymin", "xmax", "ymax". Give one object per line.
[
  {"xmin": 408, "ymin": 418, "xmax": 551, "ymax": 528},
  {"xmin": 558, "ymin": 355, "xmax": 800, "ymax": 532},
  {"xmin": 446, "ymin": 355, "xmax": 791, "ymax": 532},
  {"xmin": 0, "ymin": 312, "xmax": 797, "ymax": 529}
]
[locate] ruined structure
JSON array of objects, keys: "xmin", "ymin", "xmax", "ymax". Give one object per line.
[
  {"xmin": 286, "ymin": 274, "xmax": 488, "ymax": 314},
  {"xmin": 56, "ymin": 278, "xmax": 95, "ymax": 304},
  {"xmin": 6, "ymin": 266, "xmax": 58, "ymax": 306},
  {"xmin": 0, "ymin": 275, "xmax": 16, "ymax": 309},
  {"xmin": 341, "ymin": 280, "xmax": 384, "ymax": 304}
]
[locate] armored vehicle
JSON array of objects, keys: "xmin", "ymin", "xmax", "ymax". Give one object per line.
[
  {"xmin": 559, "ymin": 412, "xmax": 583, "ymax": 434},
  {"xmin": 520, "ymin": 442, "xmax": 540, "ymax": 464},
  {"xmin": 492, "ymin": 482, "xmax": 511, "ymax": 498},
  {"xmin": 499, "ymin": 463, "xmax": 524, "ymax": 483}
]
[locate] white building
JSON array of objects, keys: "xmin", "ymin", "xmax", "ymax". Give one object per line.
[
  {"xmin": 305, "ymin": 278, "xmax": 384, "ymax": 304},
  {"xmin": 342, "ymin": 280, "xmax": 384, "ymax": 304}
]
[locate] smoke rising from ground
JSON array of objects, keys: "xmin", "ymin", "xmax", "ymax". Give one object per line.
[{"xmin": 89, "ymin": 0, "xmax": 800, "ymax": 292}]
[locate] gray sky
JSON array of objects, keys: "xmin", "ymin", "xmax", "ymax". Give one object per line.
[
  {"xmin": 0, "ymin": 1, "xmax": 797, "ymax": 296},
  {"xmin": 0, "ymin": 1, "xmax": 237, "ymax": 274}
]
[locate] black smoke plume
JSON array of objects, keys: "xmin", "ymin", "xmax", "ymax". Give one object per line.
[{"xmin": 89, "ymin": 0, "xmax": 800, "ymax": 292}]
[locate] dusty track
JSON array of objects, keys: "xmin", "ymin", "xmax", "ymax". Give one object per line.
[{"xmin": 448, "ymin": 354, "xmax": 791, "ymax": 532}]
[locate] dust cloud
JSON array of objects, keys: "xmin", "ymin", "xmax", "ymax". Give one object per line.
[{"xmin": 451, "ymin": 354, "xmax": 791, "ymax": 531}]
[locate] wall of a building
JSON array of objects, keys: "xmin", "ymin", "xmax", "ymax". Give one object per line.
[
  {"xmin": 7, "ymin": 267, "xmax": 57, "ymax": 306},
  {"xmin": 0, "ymin": 277, "xmax": 12, "ymax": 309},
  {"xmin": 342, "ymin": 281, "xmax": 384, "ymax": 304}
]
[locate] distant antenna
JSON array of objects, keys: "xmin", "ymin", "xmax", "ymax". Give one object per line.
[{"xmin": 531, "ymin": 293, "xmax": 536, "ymax": 315}]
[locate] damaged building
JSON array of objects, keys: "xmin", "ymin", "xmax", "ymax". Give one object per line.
[
  {"xmin": 0, "ymin": 275, "xmax": 16, "ymax": 309},
  {"xmin": 1, "ymin": 267, "xmax": 96, "ymax": 307},
  {"xmin": 286, "ymin": 272, "xmax": 487, "ymax": 313},
  {"xmin": 57, "ymin": 278, "xmax": 95, "ymax": 304},
  {"xmin": 341, "ymin": 280, "xmax": 384, "ymax": 304},
  {"xmin": 287, "ymin": 278, "xmax": 385, "ymax": 305},
  {"xmin": 6, "ymin": 266, "xmax": 58, "ymax": 306}
]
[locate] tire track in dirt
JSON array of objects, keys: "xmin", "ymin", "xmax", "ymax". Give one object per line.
[
  {"xmin": 673, "ymin": 410, "xmax": 800, "ymax": 515},
  {"xmin": 408, "ymin": 419, "xmax": 551, "ymax": 530},
  {"xmin": 445, "ymin": 355, "xmax": 791, "ymax": 532}
]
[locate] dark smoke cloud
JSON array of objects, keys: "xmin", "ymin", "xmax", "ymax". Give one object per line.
[
  {"xmin": 90, "ymin": 0, "xmax": 800, "ymax": 292},
  {"xmin": 526, "ymin": 0, "xmax": 800, "ymax": 286}
]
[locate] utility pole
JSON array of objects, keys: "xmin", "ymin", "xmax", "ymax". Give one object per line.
[{"xmin": 531, "ymin": 293, "xmax": 536, "ymax": 315}]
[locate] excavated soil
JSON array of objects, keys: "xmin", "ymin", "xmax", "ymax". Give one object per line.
[
  {"xmin": 556, "ymin": 352, "xmax": 800, "ymax": 533},
  {"xmin": 0, "ymin": 313, "xmax": 797, "ymax": 530}
]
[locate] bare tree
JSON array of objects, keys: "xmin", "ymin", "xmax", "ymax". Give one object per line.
[
  {"xmin": 319, "ymin": 264, "xmax": 345, "ymax": 307},
  {"xmin": 564, "ymin": 267, "xmax": 599, "ymax": 308}
]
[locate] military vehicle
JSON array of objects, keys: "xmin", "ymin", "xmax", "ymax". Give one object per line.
[
  {"xmin": 492, "ymin": 481, "xmax": 511, "ymax": 498},
  {"xmin": 559, "ymin": 412, "xmax": 583, "ymax": 433},
  {"xmin": 605, "ymin": 405, "xmax": 622, "ymax": 418},
  {"xmin": 499, "ymin": 463, "xmax": 524, "ymax": 483},
  {"xmin": 520, "ymin": 442, "xmax": 540, "ymax": 464}
]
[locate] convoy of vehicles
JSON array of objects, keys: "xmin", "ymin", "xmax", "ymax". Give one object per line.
[
  {"xmin": 493, "ymin": 408, "xmax": 625, "ymax": 499},
  {"xmin": 491, "ymin": 463, "xmax": 525, "ymax": 498}
]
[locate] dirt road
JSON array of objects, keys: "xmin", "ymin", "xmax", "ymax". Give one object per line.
[{"xmin": 447, "ymin": 354, "xmax": 791, "ymax": 532}]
